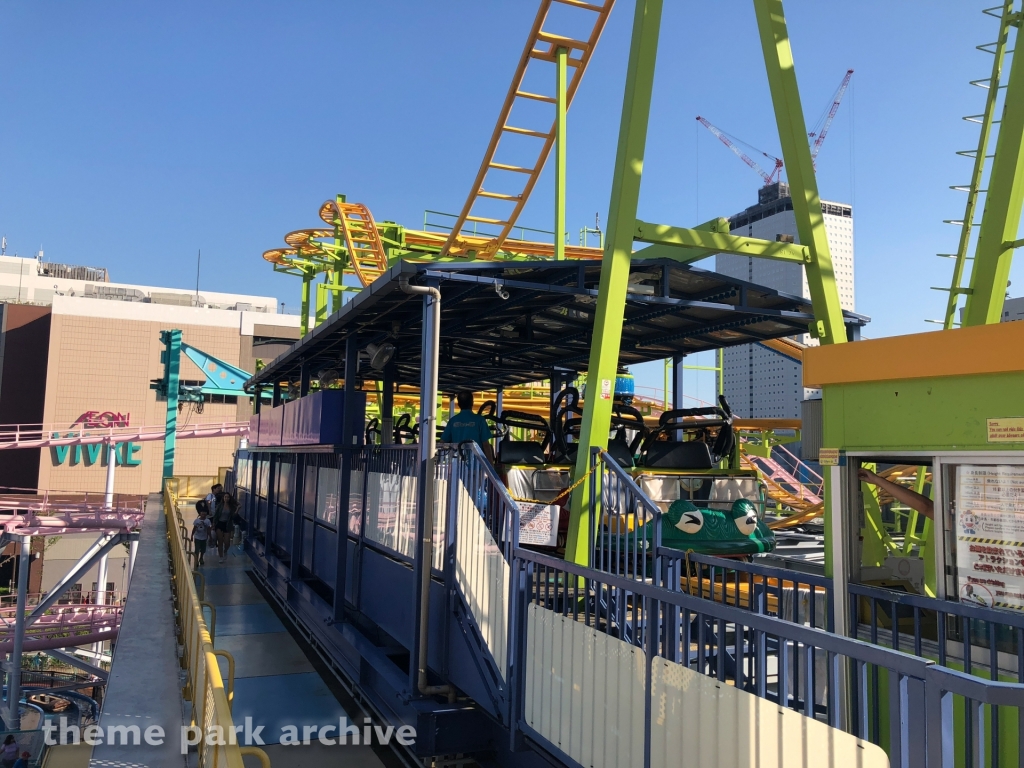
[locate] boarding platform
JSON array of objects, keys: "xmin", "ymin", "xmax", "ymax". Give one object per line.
[{"xmin": 231, "ymin": 258, "xmax": 1024, "ymax": 768}]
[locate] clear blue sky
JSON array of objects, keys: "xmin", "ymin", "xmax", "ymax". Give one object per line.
[{"xmin": 1, "ymin": 1, "xmax": 1019, "ymax": 390}]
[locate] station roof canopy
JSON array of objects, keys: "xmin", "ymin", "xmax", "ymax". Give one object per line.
[{"xmin": 247, "ymin": 258, "xmax": 868, "ymax": 393}]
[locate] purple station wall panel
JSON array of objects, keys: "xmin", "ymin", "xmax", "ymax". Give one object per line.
[{"xmin": 250, "ymin": 390, "xmax": 366, "ymax": 448}]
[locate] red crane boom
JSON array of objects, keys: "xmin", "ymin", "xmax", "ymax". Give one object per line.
[
  {"xmin": 809, "ymin": 69, "xmax": 854, "ymax": 166},
  {"xmin": 696, "ymin": 116, "xmax": 783, "ymax": 186}
]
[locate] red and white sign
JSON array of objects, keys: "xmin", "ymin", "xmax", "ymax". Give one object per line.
[{"xmin": 519, "ymin": 504, "xmax": 559, "ymax": 548}]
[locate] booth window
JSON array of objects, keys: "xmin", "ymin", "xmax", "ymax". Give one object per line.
[{"xmin": 943, "ymin": 463, "xmax": 1024, "ymax": 613}]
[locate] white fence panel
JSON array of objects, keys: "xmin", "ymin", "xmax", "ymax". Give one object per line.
[
  {"xmin": 524, "ymin": 604, "xmax": 645, "ymax": 768},
  {"xmin": 454, "ymin": 478, "xmax": 510, "ymax": 676},
  {"xmin": 649, "ymin": 656, "xmax": 888, "ymax": 768}
]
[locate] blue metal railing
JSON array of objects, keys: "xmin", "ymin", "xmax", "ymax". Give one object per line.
[
  {"xmin": 511, "ymin": 545, "xmax": 1024, "ymax": 767},
  {"xmin": 234, "ymin": 445, "xmax": 1024, "ymax": 766}
]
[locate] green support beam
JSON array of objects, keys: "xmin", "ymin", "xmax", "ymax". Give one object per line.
[
  {"xmin": 963, "ymin": 16, "xmax": 1024, "ymax": 325},
  {"xmin": 634, "ymin": 218, "xmax": 810, "ymax": 263},
  {"xmin": 555, "ymin": 46, "xmax": 568, "ymax": 261},
  {"xmin": 565, "ymin": 0, "xmax": 663, "ymax": 566},
  {"xmin": 754, "ymin": 0, "xmax": 847, "ymax": 345},
  {"xmin": 943, "ymin": 1, "xmax": 1014, "ymax": 329},
  {"xmin": 300, "ymin": 272, "xmax": 312, "ymax": 336},
  {"xmin": 315, "ymin": 281, "xmax": 329, "ymax": 327}
]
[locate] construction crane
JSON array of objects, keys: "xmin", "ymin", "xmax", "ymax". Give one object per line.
[
  {"xmin": 808, "ymin": 68, "xmax": 854, "ymax": 167},
  {"xmin": 696, "ymin": 116, "xmax": 784, "ymax": 186},
  {"xmin": 698, "ymin": 69, "xmax": 853, "ymax": 184}
]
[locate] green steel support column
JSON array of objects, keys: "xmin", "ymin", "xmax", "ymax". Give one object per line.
[
  {"xmin": 300, "ymin": 272, "xmax": 312, "ymax": 336},
  {"xmin": 964, "ymin": 24, "xmax": 1024, "ymax": 325},
  {"xmin": 754, "ymin": 0, "xmax": 847, "ymax": 345},
  {"xmin": 943, "ymin": 1, "xmax": 1013, "ymax": 329},
  {"xmin": 565, "ymin": 0, "xmax": 663, "ymax": 566},
  {"xmin": 315, "ymin": 280, "xmax": 329, "ymax": 327},
  {"xmin": 333, "ymin": 193, "xmax": 346, "ymax": 313},
  {"xmin": 331, "ymin": 268, "xmax": 343, "ymax": 313},
  {"xmin": 555, "ymin": 46, "xmax": 568, "ymax": 261},
  {"xmin": 161, "ymin": 329, "xmax": 181, "ymax": 481}
]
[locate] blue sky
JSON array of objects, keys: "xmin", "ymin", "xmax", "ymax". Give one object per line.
[{"xmin": 0, "ymin": 1, "xmax": 1018, "ymax": 397}]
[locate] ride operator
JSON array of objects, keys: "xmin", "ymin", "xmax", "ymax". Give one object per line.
[{"xmin": 441, "ymin": 390, "xmax": 495, "ymax": 462}]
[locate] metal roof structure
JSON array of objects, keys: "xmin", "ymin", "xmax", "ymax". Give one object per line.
[{"xmin": 247, "ymin": 258, "xmax": 868, "ymax": 393}]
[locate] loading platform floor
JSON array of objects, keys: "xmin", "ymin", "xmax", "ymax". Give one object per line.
[{"xmin": 203, "ymin": 553, "xmax": 389, "ymax": 766}]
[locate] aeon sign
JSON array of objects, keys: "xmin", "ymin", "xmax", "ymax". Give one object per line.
[{"xmin": 51, "ymin": 411, "xmax": 142, "ymax": 467}]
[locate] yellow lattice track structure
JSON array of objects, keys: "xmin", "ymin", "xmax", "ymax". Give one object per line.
[
  {"xmin": 320, "ymin": 200, "xmax": 390, "ymax": 287},
  {"xmin": 441, "ymin": 0, "xmax": 614, "ymax": 259},
  {"xmin": 767, "ymin": 464, "xmax": 928, "ymax": 530}
]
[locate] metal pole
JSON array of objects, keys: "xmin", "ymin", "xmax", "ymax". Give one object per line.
[
  {"xmin": 7, "ymin": 536, "xmax": 30, "ymax": 729},
  {"xmin": 104, "ymin": 439, "xmax": 116, "ymax": 509},
  {"xmin": 717, "ymin": 347, "xmax": 724, "ymax": 397},
  {"xmin": 127, "ymin": 539, "xmax": 139, "ymax": 586},
  {"xmin": 92, "ymin": 551, "xmax": 109, "ymax": 661},
  {"xmin": 555, "ymin": 46, "xmax": 567, "ymax": 261},
  {"xmin": 400, "ymin": 276, "xmax": 451, "ymax": 699},
  {"xmin": 381, "ymin": 363, "xmax": 395, "ymax": 446},
  {"xmin": 495, "ymin": 385, "xmax": 504, "ymax": 456},
  {"xmin": 565, "ymin": 0, "xmax": 664, "ymax": 566},
  {"xmin": 95, "ymin": 554, "xmax": 109, "ymax": 609}
]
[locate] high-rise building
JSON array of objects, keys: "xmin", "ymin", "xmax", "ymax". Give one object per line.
[
  {"xmin": 715, "ymin": 182, "xmax": 855, "ymax": 419},
  {"xmin": 999, "ymin": 296, "xmax": 1023, "ymax": 322}
]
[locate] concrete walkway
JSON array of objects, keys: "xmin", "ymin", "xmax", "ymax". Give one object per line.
[
  {"xmin": 89, "ymin": 493, "xmax": 185, "ymax": 768},
  {"xmin": 77, "ymin": 494, "xmax": 392, "ymax": 768}
]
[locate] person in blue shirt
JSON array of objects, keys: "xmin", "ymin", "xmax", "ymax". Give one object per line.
[{"xmin": 440, "ymin": 391, "xmax": 495, "ymax": 462}]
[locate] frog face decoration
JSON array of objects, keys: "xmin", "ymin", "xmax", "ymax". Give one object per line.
[{"xmin": 657, "ymin": 497, "xmax": 775, "ymax": 556}]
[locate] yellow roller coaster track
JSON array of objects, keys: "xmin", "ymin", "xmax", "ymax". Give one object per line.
[
  {"xmin": 320, "ymin": 200, "xmax": 391, "ymax": 287},
  {"xmin": 442, "ymin": 0, "xmax": 615, "ymax": 259}
]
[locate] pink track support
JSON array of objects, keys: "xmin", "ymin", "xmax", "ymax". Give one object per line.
[
  {"xmin": 746, "ymin": 445, "xmax": 823, "ymax": 507},
  {"xmin": 0, "ymin": 419, "xmax": 250, "ymax": 451}
]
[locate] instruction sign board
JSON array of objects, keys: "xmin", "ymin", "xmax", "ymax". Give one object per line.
[
  {"xmin": 988, "ymin": 418, "xmax": 1024, "ymax": 443},
  {"xmin": 818, "ymin": 448, "xmax": 840, "ymax": 466},
  {"xmin": 519, "ymin": 503, "xmax": 559, "ymax": 548},
  {"xmin": 955, "ymin": 465, "xmax": 1024, "ymax": 612}
]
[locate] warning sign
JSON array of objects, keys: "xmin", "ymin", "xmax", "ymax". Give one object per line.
[
  {"xmin": 955, "ymin": 465, "xmax": 1024, "ymax": 612},
  {"xmin": 988, "ymin": 418, "xmax": 1024, "ymax": 443},
  {"xmin": 819, "ymin": 448, "xmax": 840, "ymax": 466},
  {"xmin": 519, "ymin": 504, "xmax": 559, "ymax": 548},
  {"xmin": 600, "ymin": 378, "xmax": 612, "ymax": 401}
]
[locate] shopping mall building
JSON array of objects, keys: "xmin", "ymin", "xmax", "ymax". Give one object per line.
[{"xmin": 0, "ymin": 254, "xmax": 299, "ymax": 495}]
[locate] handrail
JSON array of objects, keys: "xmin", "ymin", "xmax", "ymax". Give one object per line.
[{"xmin": 165, "ymin": 480, "xmax": 270, "ymax": 768}]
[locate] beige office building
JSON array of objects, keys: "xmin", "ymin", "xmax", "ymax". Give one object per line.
[{"xmin": 0, "ymin": 256, "xmax": 299, "ymax": 494}]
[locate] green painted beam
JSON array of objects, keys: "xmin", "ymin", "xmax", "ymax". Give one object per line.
[
  {"xmin": 300, "ymin": 273, "xmax": 312, "ymax": 336},
  {"xmin": 555, "ymin": 46, "xmax": 567, "ymax": 261},
  {"xmin": 565, "ymin": 0, "xmax": 663, "ymax": 567},
  {"xmin": 963, "ymin": 18, "xmax": 1024, "ymax": 325},
  {"xmin": 754, "ymin": 0, "xmax": 846, "ymax": 345},
  {"xmin": 634, "ymin": 218, "xmax": 810, "ymax": 263},
  {"xmin": 315, "ymin": 281, "xmax": 329, "ymax": 327},
  {"xmin": 943, "ymin": 1, "xmax": 1014, "ymax": 329}
]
